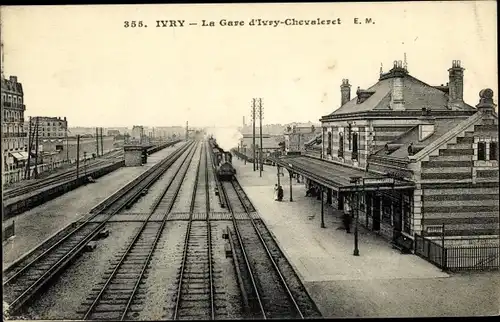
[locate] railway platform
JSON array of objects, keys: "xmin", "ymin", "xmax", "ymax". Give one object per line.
[
  {"xmin": 2, "ymin": 145, "xmax": 181, "ymax": 269},
  {"xmin": 232, "ymin": 158, "xmax": 500, "ymax": 317}
]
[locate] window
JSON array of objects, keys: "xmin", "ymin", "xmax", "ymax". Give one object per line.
[
  {"xmin": 478, "ymin": 141, "xmax": 486, "ymax": 161},
  {"xmin": 352, "ymin": 132, "xmax": 359, "ymax": 160},
  {"xmin": 348, "ymin": 124, "xmax": 352, "ymax": 150},
  {"xmin": 490, "ymin": 142, "xmax": 498, "ymax": 161},
  {"xmin": 338, "ymin": 133, "xmax": 344, "ymax": 158},
  {"xmin": 327, "ymin": 132, "xmax": 332, "ymax": 155}
]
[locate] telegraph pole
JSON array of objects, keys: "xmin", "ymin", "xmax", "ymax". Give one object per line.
[
  {"xmin": 251, "ymin": 99, "xmax": 256, "ymax": 171},
  {"xmin": 95, "ymin": 127, "xmax": 100, "ymax": 157},
  {"xmin": 33, "ymin": 117, "xmax": 40, "ymax": 179},
  {"xmin": 258, "ymin": 98, "xmax": 263, "ymax": 177},
  {"xmin": 100, "ymin": 127, "xmax": 104, "ymax": 155},
  {"xmin": 65, "ymin": 122, "xmax": 69, "ymax": 162},
  {"xmin": 76, "ymin": 134, "xmax": 81, "ymax": 178},
  {"xmin": 25, "ymin": 116, "xmax": 33, "ymax": 179}
]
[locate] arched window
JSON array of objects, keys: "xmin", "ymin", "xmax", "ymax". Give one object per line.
[
  {"xmin": 327, "ymin": 132, "xmax": 332, "ymax": 155},
  {"xmin": 352, "ymin": 132, "xmax": 359, "ymax": 160},
  {"xmin": 338, "ymin": 133, "xmax": 344, "ymax": 158}
]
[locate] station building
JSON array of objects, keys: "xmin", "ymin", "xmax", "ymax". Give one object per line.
[{"xmin": 272, "ymin": 60, "xmax": 499, "ymax": 248}]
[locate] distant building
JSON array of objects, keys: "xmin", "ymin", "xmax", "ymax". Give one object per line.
[
  {"xmin": 27, "ymin": 116, "xmax": 68, "ymax": 138},
  {"xmin": 238, "ymin": 133, "xmax": 283, "ymax": 161},
  {"xmin": 131, "ymin": 125, "xmax": 144, "ymax": 143},
  {"xmin": 107, "ymin": 129, "xmax": 120, "ymax": 137},
  {"xmin": 2, "ymin": 75, "xmax": 28, "ymax": 170},
  {"xmin": 284, "ymin": 122, "xmax": 321, "ymax": 154}
]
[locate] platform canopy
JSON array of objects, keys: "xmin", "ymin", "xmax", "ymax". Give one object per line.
[{"xmin": 268, "ymin": 155, "xmax": 415, "ymax": 193}]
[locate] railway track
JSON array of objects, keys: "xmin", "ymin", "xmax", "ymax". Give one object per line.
[
  {"xmin": 172, "ymin": 141, "xmax": 217, "ymax": 320},
  {"xmin": 79, "ymin": 141, "xmax": 200, "ymax": 321},
  {"xmin": 4, "ymin": 151, "xmax": 123, "ymax": 199},
  {"xmin": 220, "ymin": 179, "xmax": 322, "ymax": 319},
  {"xmin": 2, "ymin": 141, "xmax": 196, "ymax": 317}
]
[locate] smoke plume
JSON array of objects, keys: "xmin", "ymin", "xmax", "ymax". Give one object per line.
[{"xmin": 207, "ymin": 127, "xmax": 243, "ymax": 151}]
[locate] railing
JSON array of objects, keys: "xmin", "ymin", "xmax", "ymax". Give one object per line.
[
  {"xmin": 414, "ymin": 234, "xmax": 445, "ymax": 269},
  {"xmin": 414, "ymin": 234, "xmax": 499, "ymax": 271},
  {"xmin": 2, "ymin": 132, "xmax": 28, "ymax": 138},
  {"xmin": 446, "ymin": 246, "xmax": 499, "ymax": 271}
]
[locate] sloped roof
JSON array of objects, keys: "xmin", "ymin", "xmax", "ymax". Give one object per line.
[
  {"xmin": 410, "ymin": 111, "xmax": 496, "ymax": 161},
  {"xmin": 375, "ymin": 118, "xmax": 465, "ymax": 158},
  {"xmin": 327, "ymin": 71, "xmax": 476, "ymax": 117}
]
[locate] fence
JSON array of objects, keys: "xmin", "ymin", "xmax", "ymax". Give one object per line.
[
  {"xmin": 414, "ymin": 234, "xmax": 499, "ymax": 271},
  {"xmin": 3, "ymin": 160, "xmax": 71, "ymax": 185}
]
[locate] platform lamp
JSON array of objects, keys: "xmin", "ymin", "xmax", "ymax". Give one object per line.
[{"xmin": 350, "ymin": 176, "xmax": 362, "ymax": 256}]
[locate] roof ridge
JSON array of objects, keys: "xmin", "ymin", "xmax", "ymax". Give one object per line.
[{"xmin": 409, "ymin": 112, "xmax": 484, "ymax": 161}]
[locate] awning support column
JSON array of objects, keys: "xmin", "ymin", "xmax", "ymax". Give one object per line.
[
  {"xmin": 289, "ymin": 170, "xmax": 293, "ymax": 202},
  {"xmin": 276, "ymin": 165, "xmax": 281, "ymax": 186},
  {"xmin": 321, "ymin": 186, "xmax": 325, "ymax": 228}
]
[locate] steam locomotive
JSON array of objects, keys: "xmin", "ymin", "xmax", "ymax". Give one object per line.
[{"xmin": 210, "ymin": 138, "xmax": 236, "ymax": 181}]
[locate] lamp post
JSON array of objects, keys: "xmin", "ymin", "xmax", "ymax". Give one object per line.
[{"xmin": 350, "ymin": 176, "xmax": 362, "ymax": 256}]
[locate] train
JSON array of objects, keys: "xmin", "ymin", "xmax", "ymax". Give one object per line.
[{"xmin": 210, "ymin": 137, "xmax": 236, "ymax": 181}]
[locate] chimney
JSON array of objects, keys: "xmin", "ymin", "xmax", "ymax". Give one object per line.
[
  {"xmin": 9, "ymin": 76, "xmax": 17, "ymax": 83},
  {"xmin": 340, "ymin": 79, "xmax": 351, "ymax": 106},
  {"xmin": 476, "ymin": 88, "xmax": 496, "ymax": 114},
  {"xmin": 448, "ymin": 60, "xmax": 465, "ymax": 109},
  {"xmin": 390, "ymin": 60, "xmax": 405, "ymax": 110}
]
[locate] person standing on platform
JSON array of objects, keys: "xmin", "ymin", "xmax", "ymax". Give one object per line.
[
  {"xmin": 277, "ymin": 185, "xmax": 284, "ymax": 201},
  {"xmin": 274, "ymin": 184, "xmax": 279, "ymax": 201},
  {"xmin": 343, "ymin": 198, "xmax": 352, "ymax": 233}
]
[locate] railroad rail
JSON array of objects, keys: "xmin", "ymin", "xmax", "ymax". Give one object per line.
[
  {"xmin": 80, "ymin": 141, "xmax": 200, "ymax": 321},
  {"xmin": 220, "ymin": 178, "xmax": 320, "ymax": 319},
  {"xmin": 2, "ymin": 141, "xmax": 196, "ymax": 316},
  {"xmin": 172, "ymin": 140, "xmax": 216, "ymax": 320}
]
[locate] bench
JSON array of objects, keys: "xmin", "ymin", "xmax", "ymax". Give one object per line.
[{"xmin": 392, "ymin": 235, "xmax": 413, "ymax": 254}]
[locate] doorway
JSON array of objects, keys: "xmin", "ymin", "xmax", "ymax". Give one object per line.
[{"xmin": 372, "ymin": 195, "xmax": 381, "ymax": 231}]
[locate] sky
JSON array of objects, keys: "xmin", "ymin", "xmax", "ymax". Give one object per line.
[{"xmin": 1, "ymin": 2, "xmax": 497, "ymax": 128}]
